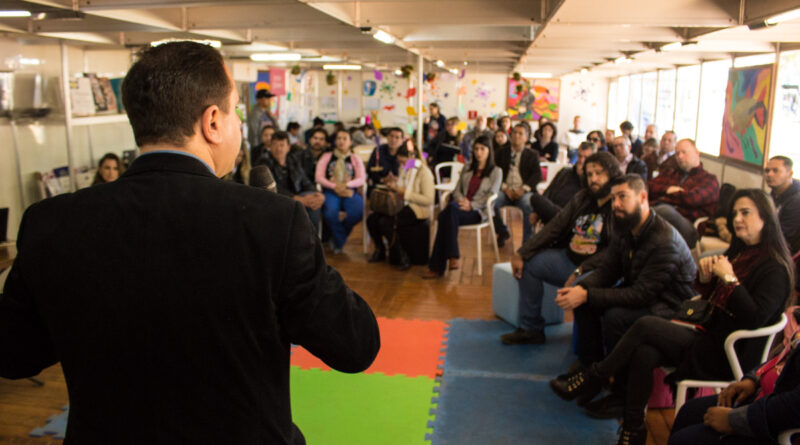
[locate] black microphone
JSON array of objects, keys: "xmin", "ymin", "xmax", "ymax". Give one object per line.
[{"xmin": 249, "ymin": 165, "xmax": 277, "ymax": 193}]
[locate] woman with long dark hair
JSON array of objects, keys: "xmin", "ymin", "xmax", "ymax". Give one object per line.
[
  {"xmin": 550, "ymin": 188, "xmax": 794, "ymax": 445},
  {"xmin": 92, "ymin": 153, "xmax": 122, "ymax": 185},
  {"xmin": 423, "ymin": 134, "xmax": 502, "ymax": 278},
  {"xmin": 532, "ymin": 122, "xmax": 559, "ymax": 161}
]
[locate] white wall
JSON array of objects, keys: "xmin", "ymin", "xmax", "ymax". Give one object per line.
[{"xmin": 557, "ymin": 73, "xmax": 609, "ymax": 135}]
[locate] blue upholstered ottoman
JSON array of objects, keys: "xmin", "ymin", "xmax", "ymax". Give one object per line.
[{"xmin": 491, "ymin": 262, "xmax": 564, "ymax": 327}]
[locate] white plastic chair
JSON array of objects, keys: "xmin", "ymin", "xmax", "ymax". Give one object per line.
[
  {"xmin": 779, "ymin": 429, "xmax": 800, "ymax": 445},
  {"xmin": 362, "ymin": 182, "xmax": 369, "ymax": 253},
  {"xmin": 433, "ymin": 192, "xmax": 500, "ymax": 276},
  {"xmin": 434, "ymin": 162, "xmax": 464, "ymax": 207},
  {"xmin": 673, "ymin": 313, "xmax": 788, "ymax": 416},
  {"xmin": 536, "ymin": 162, "xmax": 567, "ymax": 194}
]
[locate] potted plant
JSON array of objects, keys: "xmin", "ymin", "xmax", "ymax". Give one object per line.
[
  {"xmin": 400, "ymin": 64, "xmax": 413, "ymax": 78},
  {"xmin": 326, "ymin": 71, "xmax": 336, "ymax": 86},
  {"xmin": 290, "ymin": 65, "xmax": 301, "ymax": 75}
]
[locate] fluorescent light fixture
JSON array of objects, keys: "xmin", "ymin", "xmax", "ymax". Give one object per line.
[
  {"xmin": 449, "ymin": 68, "xmax": 459, "ymax": 75},
  {"xmin": 436, "ymin": 60, "xmax": 444, "ymax": 68},
  {"xmin": 614, "ymin": 56, "xmax": 631, "ymax": 64},
  {"xmin": 323, "ymin": 64, "xmax": 362, "ymax": 70},
  {"xmin": 19, "ymin": 57, "xmax": 42, "ymax": 66},
  {"xmin": 580, "ymin": 68, "xmax": 588, "ymax": 75},
  {"xmin": 151, "ymin": 38, "xmax": 221, "ymax": 48},
  {"xmin": 394, "ymin": 69, "xmax": 402, "ymax": 75},
  {"xmin": 766, "ymin": 7, "xmax": 800, "ymax": 25},
  {"xmin": 660, "ymin": 42, "xmax": 683, "ymax": 52},
  {"xmin": 301, "ymin": 56, "xmax": 341, "ymax": 62},
  {"xmin": 373, "ymin": 29, "xmax": 395, "ymax": 44},
  {"xmin": 521, "ymin": 72, "xmax": 552, "ymax": 78},
  {"xmin": 0, "ymin": 10, "xmax": 31, "ymax": 17},
  {"xmin": 250, "ymin": 53, "xmax": 302, "ymax": 62}
]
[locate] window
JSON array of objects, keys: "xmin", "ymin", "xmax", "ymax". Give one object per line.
[
  {"xmin": 640, "ymin": 72, "xmax": 658, "ymax": 137},
  {"xmin": 628, "ymin": 74, "xmax": 643, "ymax": 134},
  {"xmin": 655, "ymin": 69, "xmax": 676, "ymax": 134},
  {"xmin": 607, "ymin": 80, "xmax": 618, "ymax": 131},
  {"xmin": 614, "ymin": 75, "xmax": 630, "ymax": 130},
  {"xmin": 696, "ymin": 59, "xmax": 733, "ymax": 156},
  {"xmin": 734, "ymin": 53, "xmax": 776, "ymax": 68},
  {"xmin": 770, "ymin": 50, "xmax": 800, "ymax": 164},
  {"xmin": 674, "ymin": 65, "xmax": 701, "ymax": 141}
]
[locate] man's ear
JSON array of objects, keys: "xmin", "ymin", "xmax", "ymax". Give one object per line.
[
  {"xmin": 640, "ymin": 189, "xmax": 648, "ymax": 204},
  {"xmin": 201, "ymin": 104, "xmax": 223, "ymax": 145}
]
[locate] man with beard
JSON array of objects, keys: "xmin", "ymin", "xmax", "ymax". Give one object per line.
[
  {"xmin": 500, "ymin": 152, "xmax": 622, "ymax": 345},
  {"xmin": 551, "ymin": 174, "xmax": 696, "ymax": 419}
]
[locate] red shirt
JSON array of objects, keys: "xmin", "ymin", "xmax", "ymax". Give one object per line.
[
  {"xmin": 466, "ymin": 169, "xmax": 483, "ymax": 201},
  {"xmin": 648, "ymin": 162, "xmax": 719, "ymax": 221}
]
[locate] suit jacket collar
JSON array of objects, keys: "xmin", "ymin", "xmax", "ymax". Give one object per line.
[{"xmin": 123, "ymin": 152, "xmax": 218, "ymax": 180}]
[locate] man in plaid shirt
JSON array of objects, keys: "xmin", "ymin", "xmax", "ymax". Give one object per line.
[{"xmin": 648, "ymin": 138, "xmax": 719, "ymax": 249}]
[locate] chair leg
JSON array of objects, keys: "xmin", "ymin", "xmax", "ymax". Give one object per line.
[
  {"xmin": 674, "ymin": 382, "xmax": 688, "ymax": 418},
  {"xmin": 491, "ymin": 222, "xmax": 500, "ymax": 262},
  {"xmin": 476, "ymin": 227, "xmax": 483, "ymax": 276}
]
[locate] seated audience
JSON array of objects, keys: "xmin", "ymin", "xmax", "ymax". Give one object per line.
[
  {"xmin": 532, "ymin": 116, "xmax": 549, "ymax": 143},
  {"xmin": 352, "ymin": 124, "xmax": 379, "ymax": 147},
  {"xmin": 498, "ymin": 115, "xmax": 512, "ymax": 134},
  {"xmin": 259, "ymin": 131, "xmax": 324, "ymax": 232},
  {"xmin": 494, "ymin": 129, "xmax": 510, "ymax": 152},
  {"xmin": 638, "ymin": 124, "xmax": 658, "ymax": 157},
  {"xmin": 328, "ymin": 121, "xmax": 345, "ymax": 146},
  {"xmin": 286, "ymin": 122, "xmax": 302, "ymax": 146},
  {"xmin": 461, "ymin": 115, "xmax": 493, "ymax": 161},
  {"xmin": 528, "ymin": 141, "xmax": 595, "ymax": 227},
  {"xmin": 293, "ymin": 128, "xmax": 329, "ymax": 181},
  {"xmin": 500, "ymin": 152, "xmax": 622, "ymax": 345},
  {"xmin": 426, "ymin": 117, "xmax": 463, "ymax": 168},
  {"xmin": 561, "ymin": 115, "xmax": 585, "ymax": 164},
  {"xmin": 493, "ymin": 124, "xmax": 542, "ymax": 246},
  {"xmin": 765, "ymin": 155, "xmax": 800, "ymax": 253},
  {"xmin": 250, "ymin": 125, "xmax": 275, "ymax": 167},
  {"xmin": 423, "ymin": 135, "xmax": 502, "ymax": 278},
  {"xmin": 366, "ymin": 127, "xmax": 404, "ymax": 194},
  {"xmin": 367, "ymin": 140, "xmax": 435, "ymax": 268},
  {"xmin": 304, "ymin": 116, "xmax": 325, "ymax": 144},
  {"xmin": 550, "ymin": 189, "xmax": 793, "ymax": 445},
  {"xmin": 486, "ymin": 116, "xmax": 498, "ymax": 132},
  {"xmin": 669, "ymin": 307, "xmax": 800, "ymax": 445},
  {"xmin": 229, "ymin": 145, "xmax": 250, "ymax": 185},
  {"xmin": 92, "ymin": 152, "xmax": 122, "ymax": 185},
  {"xmin": 532, "ymin": 121, "xmax": 559, "ymax": 162},
  {"xmin": 611, "ymin": 136, "xmax": 648, "ymax": 180},
  {"xmin": 642, "ymin": 130, "xmax": 678, "ymax": 180},
  {"xmin": 620, "ymin": 120, "xmax": 643, "ymax": 158},
  {"xmin": 604, "ymin": 129, "xmax": 616, "ymax": 152},
  {"xmin": 316, "ymin": 129, "xmax": 367, "ymax": 254},
  {"xmin": 640, "ymin": 137, "xmax": 658, "ymax": 165},
  {"xmin": 551, "ymin": 174, "xmax": 696, "ymax": 419},
  {"xmin": 649, "ymin": 138, "xmax": 719, "ymax": 249},
  {"xmin": 586, "ymin": 130, "xmax": 606, "ymax": 152}
]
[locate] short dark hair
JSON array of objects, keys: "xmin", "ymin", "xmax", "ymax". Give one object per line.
[
  {"xmin": 513, "ymin": 123, "xmax": 530, "ymax": 138},
  {"xmin": 287, "ymin": 122, "xmax": 300, "ymax": 132},
  {"xmin": 271, "ymin": 131, "xmax": 290, "ymax": 143},
  {"xmin": 771, "ymin": 155, "xmax": 794, "ymax": 170},
  {"xmin": 313, "ymin": 117, "xmax": 324, "ymax": 127},
  {"xmin": 578, "ymin": 141, "xmax": 596, "ymax": 153},
  {"xmin": 643, "ymin": 138, "xmax": 658, "ymax": 150},
  {"xmin": 396, "ymin": 143, "xmax": 410, "ymax": 158},
  {"xmin": 310, "ymin": 128, "xmax": 329, "ymax": 140},
  {"xmin": 620, "ymin": 121, "xmax": 634, "ymax": 131},
  {"xmin": 610, "ymin": 173, "xmax": 646, "ymax": 193},
  {"xmin": 122, "ymin": 41, "xmax": 231, "ymax": 147},
  {"xmin": 387, "ymin": 127, "xmax": 404, "ymax": 137}
]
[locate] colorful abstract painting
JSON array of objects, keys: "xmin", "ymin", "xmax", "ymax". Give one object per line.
[
  {"xmin": 720, "ymin": 65, "xmax": 773, "ymax": 167},
  {"xmin": 507, "ymin": 78, "xmax": 560, "ymax": 121}
]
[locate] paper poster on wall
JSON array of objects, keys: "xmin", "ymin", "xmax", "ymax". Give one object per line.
[
  {"xmin": 320, "ymin": 96, "xmax": 336, "ymax": 110},
  {"xmin": 363, "ymin": 80, "xmax": 377, "ymax": 96},
  {"xmin": 507, "ymin": 78, "xmax": 560, "ymax": 121},
  {"xmin": 269, "ymin": 68, "xmax": 286, "ymax": 96},
  {"xmin": 364, "ymin": 97, "xmax": 380, "ymax": 110},
  {"xmin": 720, "ymin": 64, "xmax": 773, "ymax": 167},
  {"xmin": 343, "ymin": 98, "xmax": 359, "ymax": 112}
]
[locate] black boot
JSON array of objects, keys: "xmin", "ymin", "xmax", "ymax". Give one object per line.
[
  {"xmin": 549, "ymin": 364, "xmax": 604, "ymax": 402},
  {"xmin": 368, "ymin": 249, "xmax": 386, "ymax": 263},
  {"xmin": 616, "ymin": 424, "xmax": 646, "ymax": 445}
]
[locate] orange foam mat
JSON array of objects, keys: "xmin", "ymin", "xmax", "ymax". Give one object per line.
[{"xmin": 291, "ymin": 317, "xmax": 448, "ymax": 378}]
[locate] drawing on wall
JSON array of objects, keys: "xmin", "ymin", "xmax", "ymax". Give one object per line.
[
  {"xmin": 720, "ymin": 64, "xmax": 773, "ymax": 167},
  {"xmin": 363, "ymin": 80, "xmax": 377, "ymax": 96},
  {"xmin": 507, "ymin": 78, "xmax": 560, "ymax": 121}
]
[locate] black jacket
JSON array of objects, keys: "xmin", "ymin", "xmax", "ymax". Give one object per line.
[
  {"xmin": 532, "ymin": 140, "xmax": 559, "ymax": 162},
  {"xmin": 258, "ymin": 151, "xmax": 316, "ymax": 198},
  {"xmin": 773, "ymin": 179, "xmax": 800, "ymax": 253},
  {"xmin": 625, "ymin": 155, "xmax": 648, "ymax": 181},
  {"xmin": 745, "ymin": 344, "xmax": 800, "ymax": 442},
  {"xmin": 579, "ymin": 209, "xmax": 696, "ymax": 317},
  {"xmin": 494, "ymin": 146, "xmax": 542, "ymax": 192},
  {"xmin": 517, "ymin": 189, "xmax": 611, "ymax": 262},
  {"xmin": 0, "ymin": 153, "xmax": 380, "ymax": 445},
  {"xmin": 543, "ymin": 167, "xmax": 582, "ymax": 208}
]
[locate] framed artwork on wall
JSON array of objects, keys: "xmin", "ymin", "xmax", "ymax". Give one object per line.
[
  {"xmin": 719, "ymin": 64, "xmax": 774, "ymax": 167},
  {"xmin": 507, "ymin": 77, "xmax": 560, "ymax": 121}
]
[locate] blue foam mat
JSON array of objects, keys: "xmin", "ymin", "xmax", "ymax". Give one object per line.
[
  {"xmin": 431, "ymin": 319, "xmax": 618, "ymax": 444},
  {"xmin": 443, "ymin": 319, "xmax": 577, "ymax": 377},
  {"xmin": 30, "ymin": 405, "xmax": 68, "ymax": 439}
]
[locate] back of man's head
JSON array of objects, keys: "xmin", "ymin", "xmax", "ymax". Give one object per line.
[{"xmin": 123, "ymin": 42, "xmax": 231, "ymax": 148}]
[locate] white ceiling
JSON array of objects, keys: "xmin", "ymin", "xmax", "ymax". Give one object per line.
[{"xmin": 0, "ymin": 0, "xmax": 798, "ymax": 76}]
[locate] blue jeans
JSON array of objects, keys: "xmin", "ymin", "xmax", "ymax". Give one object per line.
[
  {"xmin": 493, "ymin": 191, "xmax": 534, "ymax": 242},
  {"xmin": 298, "ymin": 191, "xmax": 321, "ymax": 235},
  {"xmin": 517, "ymin": 248, "xmax": 576, "ymax": 332},
  {"xmin": 322, "ymin": 190, "xmax": 364, "ymax": 249}
]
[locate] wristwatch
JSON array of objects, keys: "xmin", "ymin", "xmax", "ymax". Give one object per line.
[
  {"xmin": 722, "ymin": 273, "xmax": 739, "ymax": 285},
  {"xmin": 573, "ymin": 266, "xmax": 582, "ymax": 277}
]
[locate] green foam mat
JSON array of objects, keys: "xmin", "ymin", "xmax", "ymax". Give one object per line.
[{"xmin": 291, "ymin": 367, "xmax": 436, "ymax": 444}]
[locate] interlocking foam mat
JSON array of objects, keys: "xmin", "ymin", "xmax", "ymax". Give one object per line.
[
  {"xmin": 428, "ymin": 319, "xmax": 618, "ymax": 444},
  {"xmin": 29, "ymin": 405, "xmax": 68, "ymax": 439}
]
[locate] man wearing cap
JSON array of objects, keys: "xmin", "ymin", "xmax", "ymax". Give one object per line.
[{"xmin": 248, "ymin": 89, "xmax": 278, "ymax": 149}]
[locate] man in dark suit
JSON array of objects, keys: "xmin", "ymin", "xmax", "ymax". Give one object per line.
[
  {"xmin": 611, "ymin": 136, "xmax": 648, "ymax": 181},
  {"xmin": 493, "ymin": 123, "xmax": 542, "ymax": 246},
  {"xmin": 0, "ymin": 42, "xmax": 379, "ymax": 445}
]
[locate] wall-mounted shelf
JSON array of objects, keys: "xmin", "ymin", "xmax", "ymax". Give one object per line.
[{"xmin": 71, "ymin": 113, "xmax": 129, "ymax": 127}]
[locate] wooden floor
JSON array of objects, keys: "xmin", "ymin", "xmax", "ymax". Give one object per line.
[{"xmin": 0, "ymin": 213, "xmax": 674, "ymax": 444}]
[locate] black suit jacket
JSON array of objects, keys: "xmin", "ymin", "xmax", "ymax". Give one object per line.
[
  {"xmin": 625, "ymin": 155, "xmax": 648, "ymax": 181},
  {"xmin": 494, "ymin": 146, "xmax": 542, "ymax": 191},
  {"xmin": 0, "ymin": 153, "xmax": 380, "ymax": 445}
]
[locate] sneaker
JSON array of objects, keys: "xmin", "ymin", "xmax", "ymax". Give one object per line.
[
  {"xmin": 584, "ymin": 392, "xmax": 625, "ymax": 419},
  {"xmin": 497, "ymin": 231, "xmax": 511, "ymax": 248},
  {"xmin": 616, "ymin": 424, "xmax": 646, "ymax": 445},
  {"xmin": 500, "ymin": 328, "xmax": 546, "ymax": 345},
  {"xmin": 549, "ymin": 365, "xmax": 604, "ymax": 402}
]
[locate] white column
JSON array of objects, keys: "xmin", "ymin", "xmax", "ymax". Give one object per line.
[
  {"xmin": 60, "ymin": 40, "xmax": 77, "ymax": 192},
  {"xmin": 416, "ymin": 53, "xmax": 423, "ymax": 150}
]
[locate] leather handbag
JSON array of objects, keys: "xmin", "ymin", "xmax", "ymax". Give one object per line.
[
  {"xmin": 675, "ymin": 298, "xmax": 714, "ymax": 326},
  {"xmin": 370, "ymin": 187, "xmax": 403, "ymax": 216}
]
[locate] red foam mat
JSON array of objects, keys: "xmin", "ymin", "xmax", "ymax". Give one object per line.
[{"xmin": 291, "ymin": 317, "xmax": 447, "ymax": 378}]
